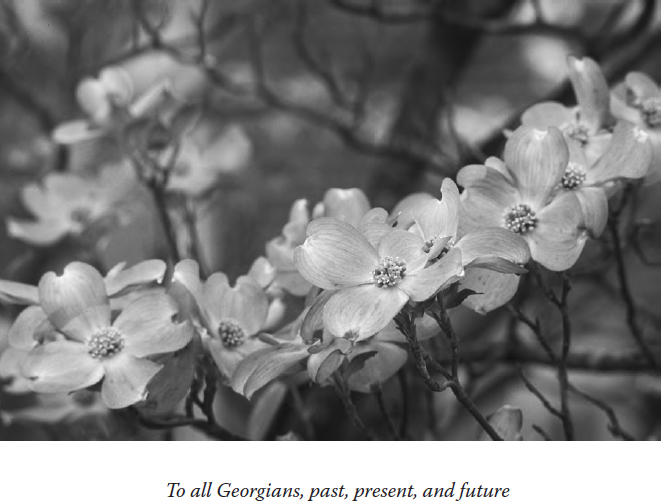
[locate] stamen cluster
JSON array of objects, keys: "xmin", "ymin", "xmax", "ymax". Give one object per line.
[
  {"xmin": 503, "ymin": 204, "xmax": 538, "ymax": 234},
  {"xmin": 218, "ymin": 319, "xmax": 246, "ymax": 348},
  {"xmin": 373, "ymin": 256, "xmax": 406, "ymax": 288},
  {"xmin": 88, "ymin": 327, "xmax": 125, "ymax": 359},
  {"xmin": 561, "ymin": 163, "xmax": 587, "ymax": 190}
]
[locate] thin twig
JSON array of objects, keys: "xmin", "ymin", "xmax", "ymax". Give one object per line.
[
  {"xmin": 568, "ymin": 383, "xmax": 636, "ymax": 441},
  {"xmin": 608, "ymin": 215, "xmax": 656, "ymax": 367},
  {"xmin": 517, "ymin": 366, "xmax": 563, "ymax": 420},
  {"xmin": 430, "ymin": 307, "xmax": 503, "ymax": 441},
  {"xmin": 333, "ymin": 377, "xmax": 378, "ymax": 440},
  {"xmin": 375, "ymin": 389, "xmax": 401, "ymax": 440},
  {"xmin": 532, "ymin": 424, "xmax": 553, "ymax": 441}
]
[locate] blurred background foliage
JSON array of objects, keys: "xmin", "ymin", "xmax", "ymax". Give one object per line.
[{"xmin": 1, "ymin": 0, "xmax": 661, "ymax": 440}]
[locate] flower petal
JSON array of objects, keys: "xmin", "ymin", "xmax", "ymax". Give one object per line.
[
  {"xmin": 323, "ymin": 285, "xmax": 409, "ymax": 342},
  {"xmin": 645, "ymin": 131, "xmax": 661, "ymax": 185},
  {"xmin": 8, "ymin": 306, "xmax": 55, "ymax": 350},
  {"xmin": 520, "ymin": 102, "xmax": 573, "ymax": 129},
  {"xmin": 399, "ymin": 247, "xmax": 464, "ymax": 301},
  {"xmin": 172, "ymin": 259, "xmax": 205, "ymax": 307},
  {"xmin": 457, "ymin": 164, "xmax": 519, "ymax": 234},
  {"xmin": 101, "ymin": 354, "xmax": 162, "ymax": 409},
  {"xmin": 22, "ymin": 341, "xmax": 104, "ymax": 393},
  {"xmin": 574, "ymin": 187, "xmax": 608, "ymax": 238},
  {"xmin": 587, "ymin": 121, "xmax": 652, "ymax": 183},
  {"xmin": 207, "ymin": 337, "xmax": 269, "ymax": 379},
  {"xmin": 528, "ymin": 192, "xmax": 587, "ymax": 271},
  {"xmin": 300, "ymin": 290, "xmax": 336, "ymax": 342},
  {"xmin": 456, "ymin": 227, "xmax": 530, "ymax": 268},
  {"xmin": 567, "ymin": 55, "xmax": 610, "ymax": 131},
  {"xmin": 322, "ymin": 188, "xmax": 370, "ymax": 227},
  {"xmin": 113, "ymin": 291, "xmax": 193, "ymax": 357},
  {"xmin": 98, "ymin": 66, "xmax": 134, "ymax": 105},
  {"xmin": 308, "ymin": 341, "xmax": 346, "ymax": 383},
  {"xmin": 293, "ymin": 217, "xmax": 378, "ymax": 288},
  {"xmin": 376, "ymin": 229, "xmax": 427, "ymax": 273},
  {"xmin": 411, "ymin": 178, "xmax": 460, "ymax": 241},
  {"xmin": 0, "ymin": 279, "xmax": 39, "ymax": 306},
  {"xmin": 460, "ymin": 269, "xmax": 521, "ymax": 314},
  {"xmin": 76, "ymin": 78, "xmax": 111, "ymax": 122},
  {"xmin": 358, "ymin": 208, "xmax": 393, "ymax": 248},
  {"xmin": 104, "ymin": 260, "xmax": 167, "ymax": 297},
  {"xmin": 6, "ymin": 218, "xmax": 70, "ymax": 246},
  {"xmin": 504, "ymin": 126, "xmax": 569, "ymax": 208},
  {"xmin": 390, "ymin": 193, "xmax": 434, "ymax": 229},
  {"xmin": 610, "ymin": 86, "xmax": 643, "ymax": 125},
  {"xmin": 217, "ymin": 276, "xmax": 269, "ymax": 336},
  {"xmin": 234, "ymin": 343, "xmax": 310, "ymax": 399},
  {"xmin": 625, "ymin": 72, "xmax": 659, "ymax": 100},
  {"xmin": 38, "ymin": 262, "xmax": 111, "ymax": 342},
  {"xmin": 51, "ymin": 119, "xmax": 106, "ymax": 145}
]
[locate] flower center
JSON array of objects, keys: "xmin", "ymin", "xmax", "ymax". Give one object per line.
[
  {"xmin": 88, "ymin": 327, "xmax": 124, "ymax": 359},
  {"xmin": 641, "ymin": 97, "xmax": 661, "ymax": 128},
  {"xmin": 503, "ymin": 204, "xmax": 538, "ymax": 234},
  {"xmin": 561, "ymin": 162, "xmax": 587, "ymax": 190},
  {"xmin": 562, "ymin": 121, "xmax": 590, "ymax": 145},
  {"xmin": 373, "ymin": 256, "xmax": 406, "ymax": 288},
  {"xmin": 218, "ymin": 319, "xmax": 246, "ymax": 348}
]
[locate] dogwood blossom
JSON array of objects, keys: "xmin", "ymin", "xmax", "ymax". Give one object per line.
[
  {"xmin": 611, "ymin": 71, "xmax": 661, "ymax": 184},
  {"xmin": 172, "ymin": 259, "xmax": 270, "ymax": 379},
  {"xmin": 265, "ymin": 188, "xmax": 372, "ymax": 297},
  {"xmin": 396, "ymin": 178, "xmax": 530, "ymax": 313},
  {"xmin": 166, "ymin": 125, "xmax": 253, "ymax": 197},
  {"xmin": 293, "ymin": 216, "xmax": 464, "ymax": 341},
  {"xmin": 52, "ymin": 66, "xmax": 172, "ymax": 144},
  {"xmin": 521, "ymin": 55, "xmax": 612, "ymax": 165},
  {"xmin": 7, "ymin": 162, "xmax": 135, "ymax": 246},
  {"xmin": 16, "ymin": 262, "xmax": 193, "ymax": 408},
  {"xmin": 458, "ymin": 125, "xmax": 589, "ymax": 272}
]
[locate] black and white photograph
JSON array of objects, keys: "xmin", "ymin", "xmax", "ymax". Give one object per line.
[{"xmin": 0, "ymin": 0, "xmax": 660, "ymax": 442}]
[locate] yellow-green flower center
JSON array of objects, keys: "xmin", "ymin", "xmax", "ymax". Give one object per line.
[
  {"xmin": 641, "ymin": 97, "xmax": 661, "ymax": 127},
  {"xmin": 504, "ymin": 204, "xmax": 537, "ymax": 234},
  {"xmin": 561, "ymin": 162, "xmax": 587, "ymax": 189},
  {"xmin": 88, "ymin": 327, "xmax": 124, "ymax": 359},
  {"xmin": 218, "ymin": 319, "xmax": 246, "ymax": 348},
  {"xmin": 373, "ymin": 256, "xmax": 406, "ymax": 287},
  {"xmin": 562, "ymin": 121, "xmax": 590, "ymax": 144}
]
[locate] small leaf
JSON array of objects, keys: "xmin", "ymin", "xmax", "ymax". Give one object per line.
[
  {"xmin": 343, "ymin": 350, "xmax": 378, "ymax": 382},
  {"xmin": 440, "ymin": 283, "xmax": 481, "ymax": 310},
  {"xmin": 467, "ymin": 256, "xmax": 528, "ymax": 275},
  {"xmin": 479, "ymin": 405, "xmax": 523, "ymax": 441}
]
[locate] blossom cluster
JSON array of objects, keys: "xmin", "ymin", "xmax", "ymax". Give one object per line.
[{"xmin": 0, "ymin": 55, "xmax": 657, "ymax": 424}]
